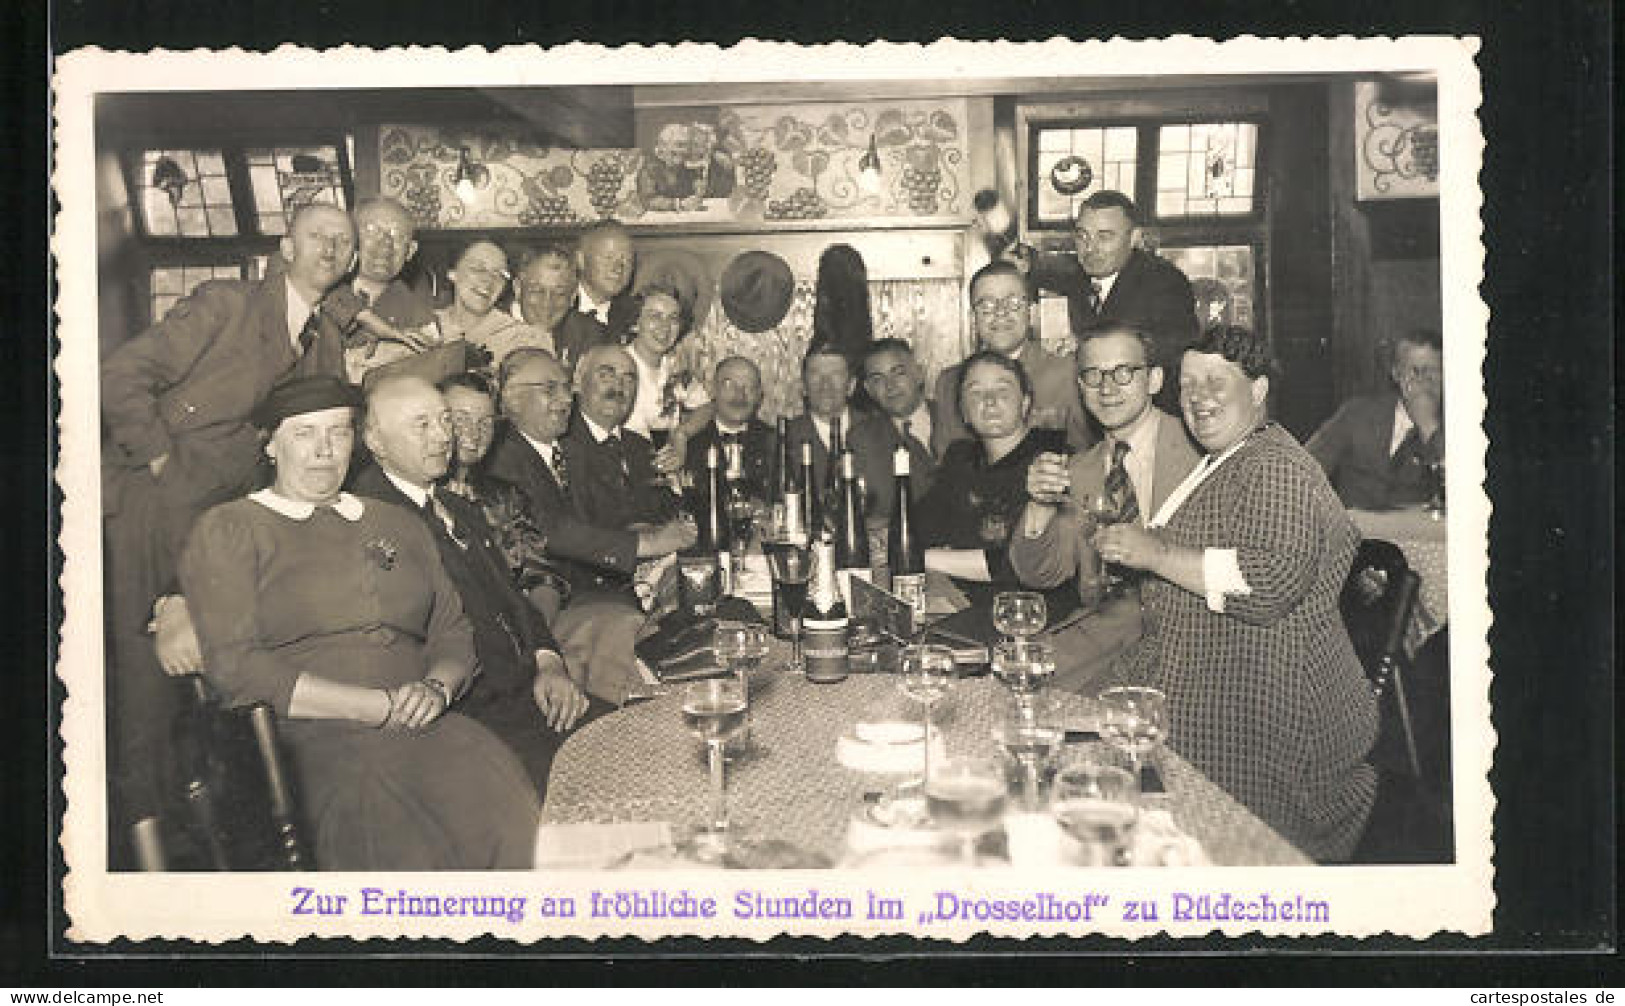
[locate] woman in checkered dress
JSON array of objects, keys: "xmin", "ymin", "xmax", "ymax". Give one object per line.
[{"xmin": 1095, "ymin": 326, "xmax": 1378, "ymax": 862}]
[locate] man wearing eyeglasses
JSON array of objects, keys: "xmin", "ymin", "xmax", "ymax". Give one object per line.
[
  {"xmin": 930, "ymin": 261, "xmax": 1095, "ymax": 456},
  {"xmin": 1008, "ymin": 322, "xmax": 1200, "ymax": 690},
  {"xmin": 1306, "ymin": 328, "xmax": 1445, "ymax": 510}
]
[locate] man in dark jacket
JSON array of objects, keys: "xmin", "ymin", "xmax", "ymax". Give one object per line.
[{"xmin": 353, "ymin": 373, "xmax": 590, "ymax": 794}]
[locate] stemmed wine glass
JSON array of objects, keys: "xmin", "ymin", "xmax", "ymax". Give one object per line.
[
  {"xmin": 898, "ymin": 644, "xmax": 956, "ymax": 788},
  {"xmin": 764, "ymin": 540, "xmax": 813, "ymax": 673},
  {"xmin": 991, "ymin": 639, "xmax": 1057, "ymax": 723},
  {"xmin": 713, "ymin": 620, "xmax": 769, "ymax": 748},
  {"xmin": 991, "ymin": 590, "xmax": 1047, "ymax": 643},
  {"xmin": 992, "ymin": 696, "xmax": 1064, "ymax": 811},
  {"xmin": 680, "ymin": 677, "xmax": 750, "ymax": 860},
  {"xmin": 1098, "ymin": 685, "xmax": 1167, "ymax": 794},
  {"xmin": 923, "ymin": 754, "xmax": 1008, "ymax": 866},
  {"xmin": 1084, "ymin": 491, "xmax": 1128, "ymax": 597},
  {"xmin": 1050, "ymin": 752, "xmax": 1140, "ymax": 867},
  {"xmin": 726, "ymin": 496, "xmax": 757, "ymax": 585},
  {"xmin": 1424, "ymin": 460, "xmax": 1446, "ymax": 520}
]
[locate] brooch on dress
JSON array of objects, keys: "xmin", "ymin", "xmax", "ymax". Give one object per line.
[{"xmin": 364, "ymin": 537, "xmax": 400, "ymax": 571}]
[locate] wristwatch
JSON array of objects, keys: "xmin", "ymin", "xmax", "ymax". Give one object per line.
[{"xmin": 421, "ymin": 677, "xmax": 452, "ymax": 707}]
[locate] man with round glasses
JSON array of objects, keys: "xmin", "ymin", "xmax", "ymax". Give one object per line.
[
  {"xmin": 929, "ymin": 261, "xmax": 1095, "ymax": 456},
  {"xmin": 1008, "ymin": 322, "xmax": 1201, "ymax": 688}
]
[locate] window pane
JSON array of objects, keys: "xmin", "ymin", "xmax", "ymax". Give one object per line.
[
  {"xmin": 135, "ymin": 149, "xmax": 237, "ymax": 236},
  {"xmin": 1031, "ymin": 125, "xmax": 1138, "ymax": 226},
  {"xmin": 1154, "ymin": 122, "xmax": 1258, "ymax": 218},
  {"xmin": 244, "ymin": 145, "xmax": 348, "ymax": 235},
  {"xmin": 1161, "ymin": 244, "xmax": 1257, "ymax": 329},
  {"xmin": 149, "ymin": 264, "xmax": 243, "ymax": 324}
]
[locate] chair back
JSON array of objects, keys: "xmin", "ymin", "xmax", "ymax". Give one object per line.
[{"xmin": 1340, "ymin": 538, "xmax": 1423, "ymax": 778}]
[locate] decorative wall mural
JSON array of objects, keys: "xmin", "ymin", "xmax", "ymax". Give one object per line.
[
  {"xmin": 1354, "ymin": 80, "xmax": 1440, "ymax": 200},
  {"xmin": 377, "ymin": 98, "xmax": 970, "ymax": 230}
]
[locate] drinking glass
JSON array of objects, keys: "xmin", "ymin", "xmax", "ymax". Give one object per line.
[
  {"xmin": 1425, "ymin": 460, "xmax": 1446, "ymax": 520},
  {"xmin": 680, "ymin": 677, "xmax": 749, "ymax": 859},
  {"xmin": 1098, "ymin": 685, "xmax": 1167, "ymax": 791},
  {"xmin": 1050, "ymin": 752, "xmax": 1140, "ymax": 866},
  {"xmin": 991, "ymin": 639, "xmax": 1057, "ymax": 722},
  {"xmin": 898, "ymin": 644, "xmax": 956, "ymax": 787},
  {"xmin": 713, "ymin": 620, "xmax": 769, "ymax": 694},
  {"xmin": 992, "ymin": 697, "xmax": 1064, "ymax": 811},
  {"xmin": 1085, "ymin": 491, "xmax": 1128, "ymax": 595},
  {"xmin": 764, "ymin": 540, "xmax": 813, "ymax": 672},
  {"xmin": 991, "ymin": 591, "xmax": 1047, "ymax": 642},
  {"xmin": 726, "ymin": 497, "xmax": 757, "ymax": 584},
  {"xmin": 924, "ymin": 754, "xmax": 1008, "ymax": 866}
]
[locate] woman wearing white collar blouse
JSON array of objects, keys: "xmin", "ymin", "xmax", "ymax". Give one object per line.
[
  {"xmin": 178, "ymin": 375, "xmax": 540, "ymax": 870},
  {"xmin": 1093, "ymin": 326, "xmax": 1379, "ymax": 862}
]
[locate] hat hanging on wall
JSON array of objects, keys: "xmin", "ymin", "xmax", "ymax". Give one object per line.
[
  {"xmin": 633, "ymin": 248, "xmax": 715, "ymax": 329},
  {"xmin": 719, "ymin": 250, "xmax": 796, "ymax": 334}
]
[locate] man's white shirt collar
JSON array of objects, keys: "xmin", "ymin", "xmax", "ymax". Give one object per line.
[
  {"xmin": 1388, "ymin": 398, "xmax": 1416, "ymax": 457},
  {"xmin": 810, "ymin": 410, "xmax": 851, "ymax": 449},
  {"xmin": 285, "ymin": 277, "xmax": 316, "ymax": 351},
  {"xmin": 581, "ymin": 413, "xmax": 621, "ymax": 443},
  {"xmin": 578, "ymin": 286, "xmax": 612, "ymax": 323},
  {"xmin": 249, "ymin": 488, "xmax": 365, "ymax": 521},
  {"xmin": 896, "ymin": 404, "xmax": 932, "ymax": 445},
  {"xmin": 715, "ymin": 419, "xmax": 749, "ymax": 436},
  {"xmin": 1093, "ymin": 269, "xmax": 1122, "ymax": 302},
  {"xmin": 381, "ymin": 470, "xmax": 432, "ymax": 509}
]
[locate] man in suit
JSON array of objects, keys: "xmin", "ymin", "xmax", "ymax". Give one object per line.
[
  {"xmin": 1008, "ymin": 322, "xmax": 1202, "ymax": 690},
  {"xmin": 784, "ymin": 340, "xmax": 867, "ymax": 511},
  {"xmin": 328, "ymin": 197, "xmax": 439, "ymax": 383},
  {"xmin": 485, "ymin": 348, "xmax": 694, "ymax": 703},
  {"xmin": 351, "ymin": 374, "xmax": 589, "ymax": 794},
  {"xmin": 100, "ymin": 203, "xmax": 357, "ymax": 862},
  {"xmin": 1306, "ymin": 328, "xmax": 1445, "ymax": 510},
  {"xmin": 853, "ymin": 338, "xmax": 939, "ymax": 523},
  {"xmin": 682, "ymin": 355, "xmax": 776, "ymax": 503},
  {"xmin": 540, "ymin": 220, "xmax": 634, "ymax": 375},
  {"xmin": 932, "ymin": 261, "xmax": 1096, "ymax": 455},
  {"xmin": 1025, "ymin": 191, "xmax": 1199, "ymax": 410},
  {"xmin": 514, "ymin": 244, "xmax": 611, "ymax": 376}
]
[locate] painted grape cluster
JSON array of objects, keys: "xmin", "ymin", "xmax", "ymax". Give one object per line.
[
  {"xmin": 900, "ymin": 164, "xmax": 943, "ymax": 214},
  {"xmin": 765, "ymin": 186, "xmax": 828, "ymax": 220},
  {"xmin": 739, "ymin": 147, "xmax": 777, "ymax": 199},
  {"xmin": 586, "ymin": 158, "xmax": 626, "ymax": 216},
  {"xmin": 518, "ymin": 192, "xmax": 579, "ymax": 227}
]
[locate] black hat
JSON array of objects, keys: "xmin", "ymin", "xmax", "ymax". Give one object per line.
[
  {"xmin": 718, "ymin": 251, "xmax": 796, "ymax": 334},
  {"xmin": 253, "ymin": 375, "xmax": 362, "ymax": 431}
]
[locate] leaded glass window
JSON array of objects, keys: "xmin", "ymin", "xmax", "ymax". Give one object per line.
[
  {"xmin": 244, "ymin": 145, "xmax": 348, "ymax": 235},
  {"xmin": 1032, "ymin": 126, "xmax": 1139, "ymax": 225},
  {"xmin": 1154, "ymin": 122, "xmax": 1259, "ymax": 219},
  {"xmin": 149, "ymin": 263, "xmax": 245, "ymax": 323},
  {"xmin": 136, "ymin": 150, "xmax": 238, "ymax": 237}
]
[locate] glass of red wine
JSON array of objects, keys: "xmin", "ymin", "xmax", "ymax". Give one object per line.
[{"xmin": 764, "ymin": 540, "xmax": 812, "ymax": 673}]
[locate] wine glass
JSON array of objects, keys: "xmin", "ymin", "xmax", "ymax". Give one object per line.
[
  {"xmin": 1098, "ymin": 685, "xmax": 1167, "ymax": 793},
  {"xmin": 991, "ymin": 639, "xmax": 1057, "ymax": 721},
  {"xmin": 680, "ymin": 677, "xmax": 749, "ymax": 860},
  {"xmin": 1425, "ymin": 459, "xmax": 1446, "ymax": 520},
  {"xmin": 991, "ymin": 591, "xmax": 1047, "ymax": 642},
  {"xmin": 764, "ymin": 540, "xmax": 813, "ymax": 673},
  {"xmin": 992, "ymin": 697, "xmax": 1064, "ymax": 811},
  {"xmin": 714, "ymin": 620, "xmax": 769, "ymax": 694},
  {"xmin": 924, "ymin": 754, "xmax": 1008, "ymax": 866},
  {"xmin": 726, "ymin": 496, "xmax": 757, "ymax": 584},
  {"xmin": 898, "ymin": 644, "xmax": 956, "ymax": 788},
  {"xmin": 1050, "ymin": 752, "xmax": 1140, "ymax": 866},
  {"xmin": 1085, "ymin": 491, "xmax": 1128, "ymax": 595}
]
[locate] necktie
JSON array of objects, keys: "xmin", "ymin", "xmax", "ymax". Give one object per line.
[
  {"xmin": 297, "ymin": 311, "xmax": 320, "ymax": 357},
  {"xmin": 1104, "ymin": 439, "xmax": 1140, "ymax": 525},
  {"xmin": 1390, "ymin": 427, "xmax": 1423, "ymax": 469},
  {"xmin": 604, "ymin": 432, "xmax": 630, "ymax": 481},
  {"xmin": 1086, "ymin": 278, "xmax": 1104, "ymax": 316},
  {"xmin": 548, "ymin": 443, "xmax": 572, "ymax": 496}
]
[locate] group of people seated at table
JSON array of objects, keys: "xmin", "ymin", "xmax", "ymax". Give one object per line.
[{"xmin": 100, "ymin": 187, "xmax": 1446, "ymax": 871}]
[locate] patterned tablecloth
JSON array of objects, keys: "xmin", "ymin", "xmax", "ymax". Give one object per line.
[
  {"xmin": 1350, "ymin": 507, "xmax": 1449, "ymax": 654},
  {"xmin": 542, "ymin": 670, "xmax": 1310, "ymax": 867}
]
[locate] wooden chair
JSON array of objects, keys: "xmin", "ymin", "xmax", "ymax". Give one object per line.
[
  {"xmin": 1340, "ymin": 538, "xmax": 1424, "ymax": 779},
  {"xmin": 169, "ymin": 676, "xmax": 311, "ymax": 871}
]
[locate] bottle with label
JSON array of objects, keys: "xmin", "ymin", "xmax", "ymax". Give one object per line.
[
  {"xmin": 701, "ymin": 443, "xmax": 731, "ymax": 594},
  {"xmin": 834, "ymin": 450, "xmax": 873, "ymax": 606},
  {"xmin": 800, "ymin": 441, "xmax": 821, "ymax": 541},
  {"xmin": 887, "ymin": 445, "xmax": 927, "ymax": 630},
  {"xmin": 722, "ymin": 440, "xmax": 752, "ymax": 583},
  {"xmin": 771, "ymin": 416, "xmax": 792, "ymax": 535},
  {"xmin": 802, "ymin": 538, "xmax": 850, "ymax": 683}
]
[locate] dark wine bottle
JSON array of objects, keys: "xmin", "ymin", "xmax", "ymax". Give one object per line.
[
  {"xmin": 834, "ymin": 450, "xmax": 873, "ymax": 604},
  {"xmin": 802, "ymin": 538, "xmax": 850, "ymax": 683},
  {"xmin": 800, "ymin": 441, "xmax": 821, "ymax": 541},
  {"xmin": 701, "ymin": 444, "xmax": 731, "ymax": 592},
  {"xmin": 887, "ymin": 445, "xmax": 927, "ymax": 627},
  {"xmin": 772, "ymin": 416, "xmax": 792, "ymax": 534}
]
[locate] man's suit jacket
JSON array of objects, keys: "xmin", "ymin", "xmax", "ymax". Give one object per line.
[
  {"xmin": 553, "ymin": 308, "xmax": 616, "ymax": 376},
  {"xmin": 1034, "ymin": 248, "xmax": 1199, "ymax": 372},
  {"xmin": 482, "ymin": 425, "xmax": 642, "ymax": 596},
  {"xmin": 930, "ymin": 339, "xmax": 1097, "ymax": 457},
  {"xmin": 1008, "ymin": 408, "xmax": 1201, "ymax": 596},
  {"xmin": 1305, "ymin": 391, "xmax": 1441, "ymax": 510},
  {"xmin": 846, "ymin": 408, "xmax": 938, "ymax": 525},
  {"xmin": 350, "ymin": 463, "xmax": 559, "ymax": 700},
  {"xmin": 683, "ymin": 418, "xmax": 777, "ymax": 504},
  {"xmin": 561, "ymin": 414, "xmax": 681, "ymax": 531},
  {"xmin": 782, "ymin": 412, "xmax": 854, "ymax": 508}
]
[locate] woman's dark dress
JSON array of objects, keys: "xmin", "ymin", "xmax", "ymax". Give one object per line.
[{"xmin": 179, "ymin": 492, "xmax": 540, "ymax": 870}]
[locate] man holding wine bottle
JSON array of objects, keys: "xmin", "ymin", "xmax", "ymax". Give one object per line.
[{"xmin": 1009, "ymin": 322, "xmax": 1200, "ymax": 689}]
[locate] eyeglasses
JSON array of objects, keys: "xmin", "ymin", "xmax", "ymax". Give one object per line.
[
  {"xmin": 506, "ymin": 379, "xmax": 570, "ymax": 397},
  {"xmin": 1078, "ymin": 364, "xmax": 1148, "ymax": 388},
  {"xmin": 449, "ymin": 415, "xmax": 496, "ymax": 434},
  {"xmin": 972, "ymin": 295, "xmax": 1029, "ymax": 317},
  {"xmin": 359, "ymin": 222, "xmax": 412, "ymax": 245}
]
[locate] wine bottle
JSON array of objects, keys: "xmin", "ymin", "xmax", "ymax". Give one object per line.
[
  {"xmin": 802, "ymin": 538, "xmax": 850, "ymax": 683},
  {"xmin": 782, "ymin": 437, "xmax": 808, "ymax": 547},
  {"xmin": 772, "ymin": 416, "xmax": 792, "ymax": 534},
  {"xmin": 822, "ymin": 417, "xmax": 845, "ymax": 536},
  {"xmin": 834, "ymin": 450, "xmax": 873, "ymax": 605},
  {"xmin": 702, "ymin": 443, "xmax": 731, "ymax": 594},
  {"xmin": 887, "ymin": 446, "xmax": 927, "ymax": 628},
  {"xmin": 800, "ymin": 441, "xmax": 821, "ymax": 541}
]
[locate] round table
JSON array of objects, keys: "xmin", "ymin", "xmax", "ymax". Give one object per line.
[{"xmin": 542, "ymin": 668, "xmax": 1310, "ymax": 867}]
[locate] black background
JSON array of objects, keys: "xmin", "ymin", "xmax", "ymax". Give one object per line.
[{"xmin": 7, "ymin": 0, "xmax": 1616, "ymax": 986}]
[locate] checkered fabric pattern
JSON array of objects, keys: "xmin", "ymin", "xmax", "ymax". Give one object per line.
[{"xmin": 1103, "ymin": 423, "xmax": 1380, "ymax": 862}]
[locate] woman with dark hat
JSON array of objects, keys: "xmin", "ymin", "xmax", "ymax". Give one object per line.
[{"xmin": 178, "ymin": 375, "xmax": 540, "ymax": 870}]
